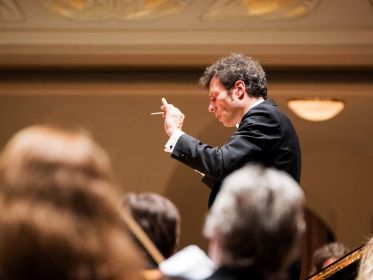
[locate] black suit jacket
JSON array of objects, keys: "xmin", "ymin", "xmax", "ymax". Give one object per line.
[
  {"xmin": 171, "ymin": 100, "xmax": 301, "ymax": 208},
  {"xmin": 204, "ymin": 266, "xmax": 264, "ymax": 280}
]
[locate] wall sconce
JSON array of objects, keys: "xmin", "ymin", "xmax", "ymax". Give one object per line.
[{"xmin": 287, "ymin": 98, "xmax": 345, "ymax": 121}]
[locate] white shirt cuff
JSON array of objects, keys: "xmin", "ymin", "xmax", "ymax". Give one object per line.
[{"xmin": 164, "ymin": 130, "xmax": 185, "ymax": 153}]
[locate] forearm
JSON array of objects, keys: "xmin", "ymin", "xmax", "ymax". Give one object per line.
[{"xmin": 171, "ymin": 134, "xmax": 227, "ymax": 181}]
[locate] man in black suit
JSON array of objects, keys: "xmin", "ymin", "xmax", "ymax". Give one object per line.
[{"xmin": 161, "ymin": 53, "xmax": 301, "ymax": 208}]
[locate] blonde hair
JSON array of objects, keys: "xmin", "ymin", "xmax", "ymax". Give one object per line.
[
  {"xmin": 0, "ymin": 124, "xmax": 144, "ymax": 280},
  {"xmin": 0, "ymin": 124, "xmax": 112, "ymax": 190},
  {"xmin": 0, "ymin": 195, "xmax": 144, "ymax": 280}
]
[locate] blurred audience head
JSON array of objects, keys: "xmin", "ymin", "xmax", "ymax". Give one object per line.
[
  {"xmin": 0, "ymin": 124, "xmax": 144, "ymax": 280},
  {"xmin": 310, "ymin": 242, "xmax": 350, "ymax": 274},
  {"xmin": 356, "ymin": 236, "xmax": 373, "ymax": 280},
  {"xmin": 203, "ymin": 164, "xmax": 305, "ymax": 278},
  {"xmin": 122, "ymin": 192, "xmax": 181, "ymax": 261},
  {"xmin": 0, "ymin": 193, "xmax": 144, "ymax": 280},
  {"xmin": 0, "ymin": 124, "xmax": 114, "ymax": 207}
]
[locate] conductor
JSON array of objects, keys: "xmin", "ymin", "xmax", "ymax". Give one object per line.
[{"xmin": 160, "ymin": 53, "xmax": 301, "ymax": 208}]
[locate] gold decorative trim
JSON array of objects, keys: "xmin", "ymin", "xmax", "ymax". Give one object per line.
[
  {"xmin": 39, "ymin": 0, "xmax": 190, "ymax": 21},
  {"xmin": 0, "ymin": 0, "xmax": 24, "ymax": 22},
  {"xmin": 203, "ymin": 0, "xmax": 319, "ymax": 21}
]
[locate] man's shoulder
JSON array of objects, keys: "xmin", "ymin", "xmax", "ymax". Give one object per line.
[
  {"xmin": 249, "ymin": 99, "xmax": 280, "ymax": 114},
  {"xmin": 242, "ymin": 99, "xmax": 290, "ymax": 124}
]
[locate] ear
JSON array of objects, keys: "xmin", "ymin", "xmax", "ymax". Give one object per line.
[
  {"xmin": 208, "ymin": 234, "xmax": 223, "ymax": 266},
  {"xmin": 234, "ymin": 80, "xmax": 246, "ymax": 99}
]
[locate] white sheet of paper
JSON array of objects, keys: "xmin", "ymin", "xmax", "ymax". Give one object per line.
[{"xmin": 159, "ymin": 245, "xmax": 214, "ymax": 280}]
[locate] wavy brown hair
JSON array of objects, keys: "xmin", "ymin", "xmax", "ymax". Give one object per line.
[{"xmin": 0, "ymin": 124, "xmax": 144, "ymax": 280}]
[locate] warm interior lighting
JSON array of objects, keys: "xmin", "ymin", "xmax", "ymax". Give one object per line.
[{"xmin": 287, "ymin": 98, "xmax": 345, "ymax": 121}]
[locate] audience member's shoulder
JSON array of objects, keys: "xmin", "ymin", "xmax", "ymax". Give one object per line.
[{"xmin": 244, "ymin": 99, "xmax": 288, "ymax": 123}]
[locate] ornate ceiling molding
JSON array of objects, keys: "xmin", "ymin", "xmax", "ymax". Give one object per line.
[
  {"xmin": 39, "ymin": 0, "xmax": 190, "ymax": 21},
  {"xmin": 0, "ymin": 0, "xmax": 372, "ymax": 68},
  {"xmin": 0, "ymin": 0, "xmax": 24, "ymax": 22},
  {"xmin": 203, "ymin": 0, "xmax": 319, "ymax": 21}
]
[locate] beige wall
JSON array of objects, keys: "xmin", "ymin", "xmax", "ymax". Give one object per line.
[{"xmin": 1, "ymin": 74, "xmax": 372, "ymax": 251}]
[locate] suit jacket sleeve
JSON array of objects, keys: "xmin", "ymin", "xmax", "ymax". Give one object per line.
[{"xmin": 171, "ymin": 107, "xmax": 283, "ymax": 183}]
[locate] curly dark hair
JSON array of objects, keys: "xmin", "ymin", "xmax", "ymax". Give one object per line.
[{"xmin": 199, "ymin": 53, "xmax": 268, "ymax": 99}]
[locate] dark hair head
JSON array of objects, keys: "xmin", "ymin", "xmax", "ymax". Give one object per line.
[
  {"xmin": 199, "ymin": 53, "xmax": 268, "ymax": 99},
  {"xmin": 122, "ymin": 192, "xmax": 180, "ymax": 259}
]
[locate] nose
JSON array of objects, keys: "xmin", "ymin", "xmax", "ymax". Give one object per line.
[{"xmin": 208, "ymin": 103, "xmax": 216, "ymax": 113}]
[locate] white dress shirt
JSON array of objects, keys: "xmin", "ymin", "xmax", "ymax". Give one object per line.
[{"xmin": 164, "ymin": 98, "xmax": 264, "ymax": 153}]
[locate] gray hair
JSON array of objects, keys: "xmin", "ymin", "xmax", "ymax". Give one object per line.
[
  {"xmin": 203, "ymin": 165, "xmax": 305, "ymax": 277},
  {"xmin": 357, "ymin": 236, "xmax": 373, "ymax": 280}
]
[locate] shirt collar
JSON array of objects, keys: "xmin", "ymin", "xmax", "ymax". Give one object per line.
[
  {"xmin": 248, "ymin": 97, "xmax": 265, "ymax": 111},
  {"xmin": 236, "ymin": 98, "xmax": 265, "ymax": 128}
]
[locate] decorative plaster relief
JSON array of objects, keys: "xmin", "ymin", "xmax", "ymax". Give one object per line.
[
  {"xmin": 39, "ymin": 0, "xmax": 190, "ymax": 21},
  {"xmin": 203, "ymin": 0, "xmax": 319, "ymax": 21},
  {"xmin": 0, "ymin": 0, "xmax": 24, "ymax": 22}
]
